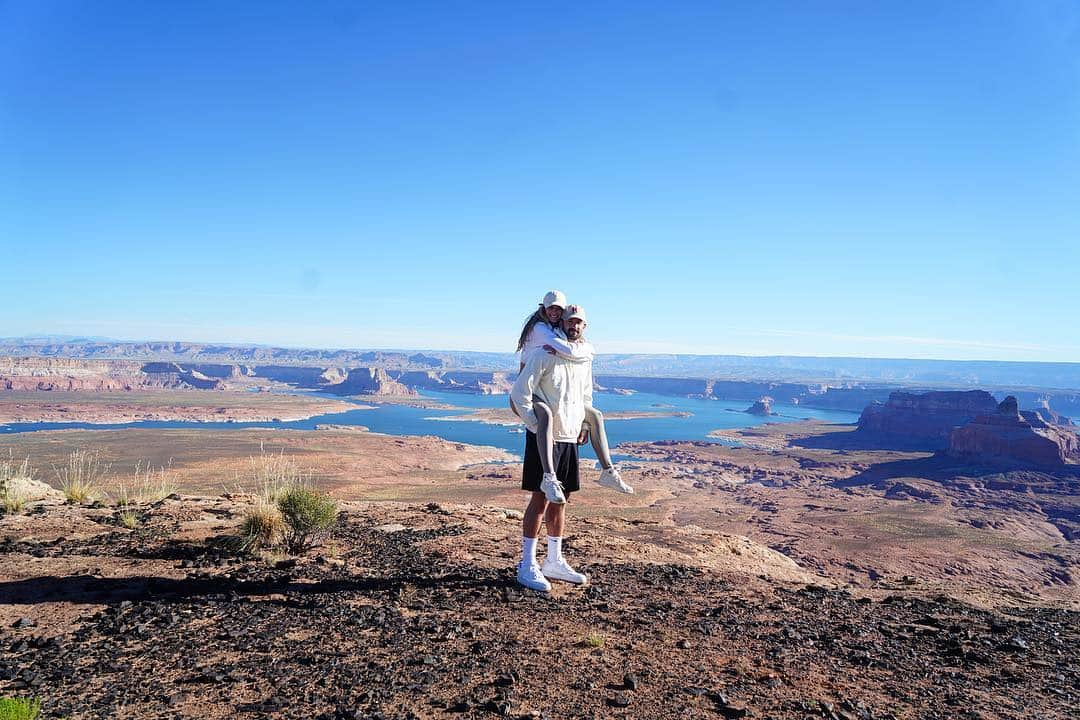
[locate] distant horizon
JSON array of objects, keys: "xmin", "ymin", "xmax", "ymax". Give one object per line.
[{"xmin": 5, "ymin": 333, "xmax": 1080, "ymax": 367}]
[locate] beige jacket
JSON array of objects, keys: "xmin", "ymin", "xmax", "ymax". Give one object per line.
[{"xmin": 510, "ymin": 349, "xmax": 594, "ymax": 443}]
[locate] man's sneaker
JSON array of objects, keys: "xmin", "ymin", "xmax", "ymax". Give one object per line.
[
  {"xmin": 540, "ymin": 472, "xmax": 566, "ymax": 504},
  {"xmin": 516, "ymin": 562, "xmax": 551, "ymax": 592},
  {"xmin": 598, "ymin": 466, "xmax": 634, "ymax": 494},
  {"xmin": 542, "ymin": 557, "xmax": 588, "ymax": 584}
]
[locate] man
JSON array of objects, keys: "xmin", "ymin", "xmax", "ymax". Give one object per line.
[{"xmin": 509, "ymin": 304, "xmax": 595, "ymax": 592}]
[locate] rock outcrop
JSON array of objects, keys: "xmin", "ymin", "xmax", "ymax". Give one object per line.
[
  {"xmin": 744, "ymin": 397, "xmax": 774, "ymax": 416},
  {"xmin": 332, "ymin": 367, "xmax": 415, "ymax": 396},
  {"xmin": 858, "ymin": 390, "xmax": 999, "ymax": 449},
  {"xmin": 948, "ymin": 396, "xmax": 1080, "ymax": 467}
]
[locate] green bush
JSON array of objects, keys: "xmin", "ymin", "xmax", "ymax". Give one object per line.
[
  {"xmin": 276, "ymin": 484, "xmax": 338, "ymax": 553},
  {"xmin": 0, "ymin": 696, "xmax": 42, "ymax": 720}
]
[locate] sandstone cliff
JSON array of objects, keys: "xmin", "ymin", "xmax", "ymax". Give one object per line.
[
  {"xmin": 0, "ymin": 357, "xmax": 223, "ymax": 391},
  {"xmin": 948, "ymin": 396, "xmax": 1080, "ymax": 468}
]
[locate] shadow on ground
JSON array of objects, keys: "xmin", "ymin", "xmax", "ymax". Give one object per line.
[{"xmin": 0, "ymin": 570, "xmax": 514, "ymax": 607}]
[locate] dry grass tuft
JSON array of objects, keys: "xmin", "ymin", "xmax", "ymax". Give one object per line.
[
  {"xmin": 0, "ymin": 452, "xmax": 35, "ymax": 514},
  {"xmin": 240, "ymin": 500, "xmax": 286, "ymax": 550},
  {"xmin": 54, "ymin": 448, "xmax": 108, "ymax": 505},
  {"xmin": 130, "ymin": 460, "xmax": 178, "ymax": 503}
]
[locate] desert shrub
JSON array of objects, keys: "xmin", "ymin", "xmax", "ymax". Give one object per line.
[
  {"xmin": 0, "ymin": 452, "xmax": 34, "ymax": 515},
  {"xmin": 54, "ymin": 449, "xmax": 108, "ymax": 505},
  {"xmin": 0, "ymin": 696, "xmax": 42, "ymax": 720},
  {"xmin": 583, "ymin": 632, "xmax": 605, "ymax": 648},
  {"xmin": 239, "ymin": 500, "xmax": 286, "ymax": 551},
  {"xmin": 276, "ymin": 484, "xmax": 338, "ymax": 553}
]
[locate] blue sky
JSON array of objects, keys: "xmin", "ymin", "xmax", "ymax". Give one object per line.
[{"xmin": 2, "ymin": 1, "xmax": 1078, "ymax": 361}]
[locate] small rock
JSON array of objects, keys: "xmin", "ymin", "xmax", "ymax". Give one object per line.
[
  {"xmin": 607, "ymin": 692, "xmax": 631, "ymax": 708},
  {"xmin": 676, "ymin": 639, "xmax": 691, "ymax": 650},
  {"xmin": 623, "ymin": 673, "xmax": 639, "ymax": 691},
  {"xmin": 12, "ymin": 618, "xmax": 35, "ymax": 629},
  {"xmin": 1007, "ymin": 636, "xmax": 1029, "ymax": 652}
]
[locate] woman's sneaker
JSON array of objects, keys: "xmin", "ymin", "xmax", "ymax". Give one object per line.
[
  {"xmin": 597, "ymin": 467, "xmax": 633, "ymax": 494},
  {"xmin": 516, "ymin": 562, "xmax": 551, "ymax": 592},
  {"xmin": 540, "ymin": 472, "xmax": 566, "ymax": 503},
  {"xmin": 541, "ymin": 557, "xmax": 588, "ymax": 584}
]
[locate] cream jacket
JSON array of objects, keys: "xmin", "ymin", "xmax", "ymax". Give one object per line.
[{"xmin": 510, "ymin": 349, "xmax": 594, "ymax": 443}]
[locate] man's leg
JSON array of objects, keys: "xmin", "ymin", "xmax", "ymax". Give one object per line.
[
  {"xmin": 585, "ymin": 405, "xmax": 634, "ymax": 494},
  {"xmin": 540, "ymin": 500, "xmax": 587, "ymax": 584},
  {"xmin": 517, "ymin": 491, "xmax": 551, "ymax": 591},
  {"xmin": 522, "ymin": 491, "xmax": 547, "ymax": 541}
]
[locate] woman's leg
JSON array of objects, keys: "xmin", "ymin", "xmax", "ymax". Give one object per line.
[
  {"xmin": 583, "ymin": 405, "xmax": 614, "ymax": 470},
  {"xmin": 510, "ymin": 397, "xmax": 555, "ymax": 474},
  {"xmin": 534, "ymin": 400, "xmax": 555, "ymax": 474}
]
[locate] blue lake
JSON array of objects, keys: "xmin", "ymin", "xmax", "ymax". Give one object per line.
[{"xmin": 0, "ymin": 390, "xmax": 858, "ymax": 460}]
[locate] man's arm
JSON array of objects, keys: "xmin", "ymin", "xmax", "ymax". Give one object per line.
[{"xmin": 510, "ymin": 352, "xmax": 548, "ymax": 432}]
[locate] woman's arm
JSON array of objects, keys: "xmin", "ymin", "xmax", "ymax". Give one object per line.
[{"xmin": 534, "ymin": 324, "xmax": 594, "ymax": 362}]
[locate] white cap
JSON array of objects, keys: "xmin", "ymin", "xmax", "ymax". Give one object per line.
[
  {"xmin": 563, "ymin": 304, "xmax": 587, "ymax": 323},
  {"xmin": 542, "ymin": 290, "xmax": 567, "ymax": 308}
]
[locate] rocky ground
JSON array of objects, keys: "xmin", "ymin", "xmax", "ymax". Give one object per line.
[
  {"xmin": 1, "ymin": 417, "xmax": 1078, "ymax": 718},
  {"xmin": 1, "ymin": 495, "xmax": 1077, "ymax": 720}
]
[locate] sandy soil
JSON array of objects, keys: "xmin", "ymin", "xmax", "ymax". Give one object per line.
[
  {"xmin": 0, "ymin": 391, "xmax": 359, "ymax": 425},
  {"xmin": 621, "ymin": 421, "xmax": 1080, "ymax": 610}
]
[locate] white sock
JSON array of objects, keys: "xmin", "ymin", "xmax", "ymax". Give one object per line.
[
  {"xmin": 547, "ymin": 536, "xmax": 562, "ymax": 563},
  {"xmin": 522, "ymin": 536, "xmax": 538, "ymax": 566}
]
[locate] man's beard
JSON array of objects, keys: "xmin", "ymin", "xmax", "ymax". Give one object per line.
[{"xmin": 565, "ymin": 328, "xmax": 581, "ymax": 340}]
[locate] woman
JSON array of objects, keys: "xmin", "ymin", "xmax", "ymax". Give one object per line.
[{"xmin": 511, "ymin": 290, "xmax": 633, "ymax": 494}]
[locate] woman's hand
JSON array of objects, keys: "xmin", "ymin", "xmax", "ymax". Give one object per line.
[
  {"xmin": 543, "ymin": 344, "xmax": 557, "ymax": 354},
  {"xmin": 577, "ymin": 428, "xmax": 590, "ymax": 445}
]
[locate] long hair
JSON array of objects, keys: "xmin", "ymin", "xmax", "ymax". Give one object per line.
[{"xmin": 516, "ymin": 305, "xmax": 550, "ymax": 352}]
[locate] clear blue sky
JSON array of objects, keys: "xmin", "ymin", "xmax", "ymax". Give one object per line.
[{"xmin": 3, "ymin": 1, "xmax": 1078, "ymax": 361}]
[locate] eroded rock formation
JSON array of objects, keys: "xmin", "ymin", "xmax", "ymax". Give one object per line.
[
  {"xmin": 858, "ymin": 390, "xmax": 999, "ymax": 449},
  {"xmin": 745, "ymin": 396, "xmax": 774, "ymax": 416},
  {"xmin": 948, "ymin": 396, "xmax": 1080, "ymax": 467},
  {"xmin": 334, "ymin": 367, "xmax": 415, "ymax": 396}
]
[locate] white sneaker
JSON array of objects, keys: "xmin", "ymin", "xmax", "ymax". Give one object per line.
[
  {"xmin": 542, "ymin": 556, "xmax": 588, "ymax": 584},
  {"xmin": 598, "ymin": 467, "xmax": 634, "ymax": 494},
  {"xmin": 516, "ymin": 562, "xmax": 551, "ymax": 591},
  {"xmin": 540, "ymin": 472, "xmax": 566, "ymax": 504}
]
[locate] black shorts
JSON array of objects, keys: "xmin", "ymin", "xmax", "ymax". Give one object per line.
[{"xmin": 521, "ymin": 430, "xmax": 580, "ymax": 495}]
